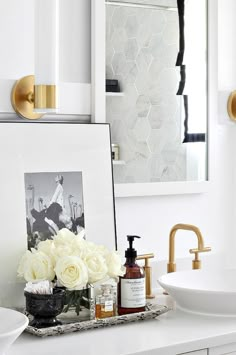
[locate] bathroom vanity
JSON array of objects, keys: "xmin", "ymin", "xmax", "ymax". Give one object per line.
[{"xmin": 7, "ymin": 295, "xmax": 236, "ymax": 355}]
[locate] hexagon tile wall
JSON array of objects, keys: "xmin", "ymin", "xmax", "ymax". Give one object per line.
[{"xmin": 106, "ymin": 3, "xmax": 187, "ymax": 183}]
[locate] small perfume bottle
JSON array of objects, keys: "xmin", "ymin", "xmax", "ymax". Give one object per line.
[{"xmin": 95, "ymin": 284, "xmax": 116, "ymax": 319}]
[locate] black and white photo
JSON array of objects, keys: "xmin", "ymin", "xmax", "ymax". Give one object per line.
[{"xmin": 24, "ymin": 171, "xmax": 85, "ymax": 249}]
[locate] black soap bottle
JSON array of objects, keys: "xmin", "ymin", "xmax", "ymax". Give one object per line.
[{"xmin": 118, "ymin": 235, "xmax": 146, "ymax": 315}]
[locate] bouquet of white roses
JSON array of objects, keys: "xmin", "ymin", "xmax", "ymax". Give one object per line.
[{"xmin": 18, "ymin": 228, "xmax": 125, "ymax": 315}]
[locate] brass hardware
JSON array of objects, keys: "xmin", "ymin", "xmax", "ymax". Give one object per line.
[
  {"xmin": 34, "ymin": 85, "xmax": 57, "ymax": 109},
  {"xmin": 137, "ymin": 253, "xmax": 155, "ymax": 299},
  {"xmin": 227, "ymin": 91, "xmax": 236, "ymax": 121},
  {"xmin": 11, "ymin": 75, "xmax": 57, "ymax": 120},
  {"xmin": 189, "ymin": 247, "xmax": 211, "ymax": 270},
  {"xmin": 11, "ymin": 75, "xmax": 43, "ymax": 120},
  {"xmin": 167, "ymin": 223, "xmax": 211, "ymax": 273}
]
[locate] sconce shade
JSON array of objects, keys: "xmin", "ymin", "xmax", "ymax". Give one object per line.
[
  {"xmin": 11, "ymin": 0, "xmax": 59, "ymax": 119},
  {"xmin": 34, "ymin": 0, "xmax": 59, "ymax": 112}
]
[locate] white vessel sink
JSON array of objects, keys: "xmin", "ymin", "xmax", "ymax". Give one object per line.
[
  {"xmin": 0, "ymin": 307, "xmax": 28, "ymax": 355},
  {"xmin": 158, "ymin": 269, "xmax": 236, "ymax": 316}
]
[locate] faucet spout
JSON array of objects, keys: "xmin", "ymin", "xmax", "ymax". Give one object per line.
[{"xmin": 167, "ymin": 223, "xmax": 211, "ymax": 273}]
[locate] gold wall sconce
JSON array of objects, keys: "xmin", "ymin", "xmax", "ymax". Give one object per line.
[
  {"xmin": 11, "ymin": 0, "xmax": 59, "ymax": 120},
  {"xmin": 227, "ymin": 91, "xmax": 236, "ymax": 121},
  {"xmin": 11, "ymin": 75, "xmax": 57, "ymax": 120}
]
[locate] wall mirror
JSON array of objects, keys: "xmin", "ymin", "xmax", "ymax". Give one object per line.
[{"xmin": 104, "ymin": 0, "xmax": 208, "ymax": 196}]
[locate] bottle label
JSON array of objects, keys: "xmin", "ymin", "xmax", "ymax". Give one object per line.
[
  {"xmin": 120, "ymin": 278, "xmax": 145, "ymax": 308},
  {"xmin": 104, "ymin": 300, "xmax": 113, "ymax": 312}
]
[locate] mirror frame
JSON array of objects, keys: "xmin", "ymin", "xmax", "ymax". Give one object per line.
[{"xmin": 91, "ymin": 0, "xmax": 214, "ymax": 197}]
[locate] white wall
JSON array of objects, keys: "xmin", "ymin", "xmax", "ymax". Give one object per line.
[
  {"xmin": 218, "ymin": 0, "xmax": 236, "ymax": 265},
  {"xmin": 218, "ymin": 0, "xmax": 236, "ymax": 90}
]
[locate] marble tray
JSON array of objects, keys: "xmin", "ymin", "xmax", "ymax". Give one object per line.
[{"xmin": 25, "ymin": 303, "xmax": 169, "ymax": 337}]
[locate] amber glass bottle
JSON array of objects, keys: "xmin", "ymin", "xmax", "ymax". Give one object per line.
[
  {"xmin": 118, "ymin": 235, "xmax": 146, "ymax": 315},
  {"xmin": 95, "ymin": 284, "xmax": 116, "ymax": 319}
]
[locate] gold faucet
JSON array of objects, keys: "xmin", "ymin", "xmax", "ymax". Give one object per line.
[{"xmin": 167, "ymin": 223, "xmax": 211, "ymax": 273}]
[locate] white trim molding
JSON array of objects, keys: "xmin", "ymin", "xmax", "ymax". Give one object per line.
[{"xmin": 114, "ymin": 181, "xmax": 209, "ymax": 198}]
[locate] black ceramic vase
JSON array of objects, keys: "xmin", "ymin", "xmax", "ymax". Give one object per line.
[{"xmin": 24, "ymin": 288, "xmax": 66, "ymax": 328}]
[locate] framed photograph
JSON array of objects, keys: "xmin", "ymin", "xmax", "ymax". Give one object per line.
[
  {"xmin": 25, "ymin": 171, "xmax": 86, "ymax": 249},
  {"xmin": 0, "ymin": 123, "xmax": 116, "ymax": 307}
]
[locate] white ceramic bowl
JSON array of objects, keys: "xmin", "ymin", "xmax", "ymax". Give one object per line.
[
  {"xmin": 0, "ymin": 307, "xmax": 28, "ymax": 355},
  {"xmin": 158, "ymin": 269, "xmax": 236, "ymax": 316}
]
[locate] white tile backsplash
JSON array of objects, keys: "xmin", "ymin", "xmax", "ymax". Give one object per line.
[{"xmin": 106, "ymin": 4, "xmax": 187, "ymax": 183}]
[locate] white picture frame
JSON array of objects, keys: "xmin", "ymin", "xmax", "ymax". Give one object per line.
[{"xmin": 0, "ymin": 122, "xmax": 116, "ymax": 307}]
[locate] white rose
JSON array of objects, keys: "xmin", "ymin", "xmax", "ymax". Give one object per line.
[
  {"xmin": 106, "ymin": 251, "xmax": 125, "ymax": 278},
  {"xmin": 55, "ymin": 255, "xmax": 88, "ymax": 290},
  {"xmin": 23, "ymin": 250, "xmax": 55, "ymax": 282},
  {"xmin": 53, "ymin": 230, "xmax": 88, "ymax": 261},
  {"xmin": 17, "ymin": 250, "xmax": 31, "ymax": 277},
  {"xmin": 52, "ymin": 229, "xmax": 77, "ymax": 261},
  {"xmin": 83, "ymin": 252, "xmax": 108, "ymax": 283},
  {"xmin": 53, "ymin": 244, "xmax": 74, "ymax": 262},
  {"xmin": 37, "ymin": 240, "xmax": 56, "ymax": 265},
  {"xmin": 73, "ymin": 240, "xmax": 97, "ymax": 259},
  {"xmin": 77, "ymin": 228, "xmax": 86, "ymax": 240},
  {"xmin": 54, "ymin": 228, "xmax": 76, "ymax": 246},
  {"xmin": 37, "ymin": 239, "xmax": 54, "ymax": 255},
  {"xmin": 93, "ymin": 244, "xmax": 109, "ymax": 257},
  {"xmin": 71, "ymin": 234, "xmax": 89, "ymax": 258}
]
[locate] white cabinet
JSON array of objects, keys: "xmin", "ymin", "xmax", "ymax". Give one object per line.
[{"xmin": 179, "ymin": 342, "xmax": 236, "ymax": 355}]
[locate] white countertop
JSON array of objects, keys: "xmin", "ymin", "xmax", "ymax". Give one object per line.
[{"xmin": 8, "ymin": 295, "xmax": 236, "ymax": 355}]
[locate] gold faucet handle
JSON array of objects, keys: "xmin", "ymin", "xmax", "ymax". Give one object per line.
[
  {"xmin": 189, "ymin": 247, "xmax": 211, "ymax": 269},
  {"xmin": 136, "ymin": 253, "xmax": 154, "ymax": 266},
  {"xmin": 137, "ymin": 253, "xmax": 155, "ymax": 299},
  {"xmin": 189, "ymin": 247, "xmax": 211, "ymax": 255}
]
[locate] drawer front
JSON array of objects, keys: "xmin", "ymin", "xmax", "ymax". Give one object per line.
[{"xmin": 209, "ymin": 342, "xmax": 236, "ymax": 355}]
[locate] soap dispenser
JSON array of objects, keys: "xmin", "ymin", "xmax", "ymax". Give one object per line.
[{"xmin": 118, "ymin": 235, "xmax": 146, "ymax": 315}]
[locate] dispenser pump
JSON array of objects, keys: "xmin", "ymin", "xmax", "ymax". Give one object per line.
[{"xmin": 125, "ymin": 235, "xmax": 141, "ymax": 259}]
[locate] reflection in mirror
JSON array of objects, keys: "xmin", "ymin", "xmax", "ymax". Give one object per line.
[{"xmin": 105, "ymin": 0, "xmax": 208, "ymax": 184}]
